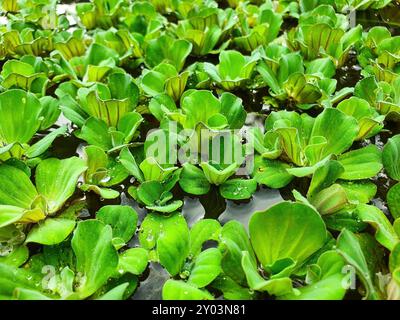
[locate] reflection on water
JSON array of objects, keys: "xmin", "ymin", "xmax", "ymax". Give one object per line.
[
  {"xmin": 132, "ymin": 262, "xmax": 170, "ymax": 300},
  {"xmin": 219, "ymin": 187, "xmax": 283, "ymax": 230},
  {"xmin": 182, "ymin": 197, "xmax": 205, "ymax": 227}
]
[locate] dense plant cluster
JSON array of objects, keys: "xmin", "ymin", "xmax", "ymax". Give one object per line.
[{"xmin": 0, "ymin": 0, "xmax": 400, "ymax": 300}]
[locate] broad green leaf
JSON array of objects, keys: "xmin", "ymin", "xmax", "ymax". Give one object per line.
[
  {"xmin": 253, "ymin": 157, "xmax": 293, "ymax": 188},
  {"xmin": 324, "ymin": 211, "xmax": 368, "ymax": 233},
  {"xmin": 146, "ymin": 200, "xmax": 183, "ymax": 213},
  {"xmin": 84, "ymin": 149, "xmax": 128, "ymax": 189},
  {"xmin": 96, "ymin": 283, "xmax": 130, "ymax": 300},
  {"xmin": 388, "ymin": 183, "xmax": 400, "ymax": 219},
  {"xmin": 220, "ymin": 178, "xmax": 257, "ymax": 200},
  {"xmin": 96, "ymin": 205, "xmax": 138, "ymax": 244},
  {"xmin": 35, "ymin": 157, "xmax": 87, "ymax": 214},
  {"xmin": 162, "ymin": 280, "xmax": 213, "ymax": 300},
  {"xmin": 96, "ymin": 273, "xmax": 138, "ymax": 300},
  {"xmin": 80, "ymin": 185, "xmax": 120, "ymax": 199},
  {"xmin": 84, "ymin": 74, "xmax": 138, "ymax": 128},
  {"xmin": 338, "ymin": 145, "xmax": 382, "ymax": 180},
  {"xmin": 0, "ymin": 205, "xmax": 45, "ymax": 226},
  {"xmin": 241, "ymin": 250, "xmax": 293, "ymax": 296},
  {"xmin": 0, "ymin": 164, "xmax": 37, "ymax": 209},
  {"xmin": 383, "ymin": 134, "xmax": 400, "ymax": 181},
  {"xmin": 303, "ymin": 136, "xmax": 328, "ymax": 166},
  {"xmin": 188, "ymin": 248, "xmax": 222, "ymax": 288},
  {"xmin": 337, "ymin": 97, "xmax": 383, "ymax": 140},
  {"xmin": 284, "ymin": 73, "xmax": 322, "ymax": 104},
  {"xmin": 137, "ymin": 181, "xmax": 164, "ymax": 206},
  {"xmin": 119, "ymin": 147, "xmax": 144, "ymax": 183},
  {"xmin": 139, "ymin": 212, "xmax": 182, "ymax": 250},
  {"xmin": 249, "ymin": 202, "xmax": 327, "ymax": 270},
  {"xmin": 281, "ymin": 251, "xmax": 348, "ymax": 300},
  {"xmin": 118, "ymin": 248, "xmax": 149, "ymax": 275},
  {"xmin": 311, "ymin": 184, "xmax": 349, "ymax": 215},
  {"xmin": 157, "ymin": 222, "xmax": 190, "ymax": 276},
  {"xmin": 75, "ymin": 117, "xmax": 113, "ymax": 151},
  {"xmin": 307, "ymin": 160, "xmax": 344, "ymax": 199},
  {"xmin": 176, "ymin": 23, "xmax": 222, "ymax": 56},
  {"xmin": 306, "ymin": 58, "xmax": 336, "ymax": 78},
  {"xmin": 145, "ymin": 35, "xmax": 192, "ymax": 72},
  {"xmin": 71, "ymin": 220, "xmax": 119, "ymax": 299},
  {"xmin": 139, "ymin": 213, "xmax": 189, "ymax": 276},
  {"xmin": 118, "ymin": 112, "xmax": 143, "ymax": 144},
  {"xmin": 180, "ymin": 90, "xmax": 221, "ymax": 129},
  {"xmin": 389, "ymin": 243, "xmax": 400, "ymax": 273},
  {"xmin": 257, "ymin": 60, "xmax": 281, "ymax": 94},
  {"xmin": 354, "ymin": 76, "xmax": 379, "ymax": 106},
  {"xmin": 336, "ymin": 229, "xmax": 380, "ymax": 300},
  {"xmin": 179, "ymin": 163, "xmax": 211, "ymax": 195},
  {"xmin": 0, "ymin": 206, "xmax": 27, "ymax": 228},
  {"xmin": 0, "ymin": 263, "xmax": 42, "ymax": 298},
  {"xmin": 25, "ymin": 217, "xmax": 76, "ymax": 245},
  {"xmin": 205, "ymin": 50, "xmax": 258, "ymax": 90},
  {"xmin": 356, "ymin": 204, "xmax": 399, "ymax": 251},
  {"xmin": 139, "ymin": 157, "xmax": 177, "ymax": 182},
  {"xmin": 338, "ymin": 181, "xmax": 377, "ymax": 204},
  {"xmin": 219, "ymin": 220, "xmax": 255, "ymax": 286},
  {"xmin": 0, "ymin": 245, "xmax": 29, "ymax": 267},
  {"xmin": 14, "ymin": 288, "xmax": 52, "ymax": 300},
  {"xmin": 200, "ymin": 162, "xmax": 237, "ymax": 186},
  {"xmin": 310, "ymin": 108, "xmax": 359, "ymax": 161},
  {"xmin": 148, "ymin": 94, "xmax": 177, "ymax": 122},
  {"xmin": 141, "ymin": 63, "xmax": 177, "ymax": 96},
  {"xmin": 211, "ymin": 275, "xmax": 254, "ymax": 300},
  {"xmin": 274, "ymin": 127, "xmax": 303, "ymax": 166},
  {"xmin": 38, "ymin": 96, "xmax": 62, "ymax": 130},
  {"xmin": 189, "ymin": 219, "xmax": 221, "ymax": 257},
  {"xmin": 219, "ymin": 92, "xmax": 246, "ymax": 129},
  {"xmin": 82, "ymin": 146, "xmax": 112, "ymax": 184},
  {"xmin": 0, "ymin": 89, "xmax": 42, "ymax": 145}
]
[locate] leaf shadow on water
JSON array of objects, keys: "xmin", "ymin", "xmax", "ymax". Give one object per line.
[
  {"xmin": 132, "ymin": 262, "xmax": 170, "ymax": 300},
  {"xmin": 218, "ymin": 187, "xmax": 283, "ymax": 231}
]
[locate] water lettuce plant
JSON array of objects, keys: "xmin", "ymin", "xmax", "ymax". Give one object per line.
[
  {"xmin": 257, "ymin": 44, "xmax": 348, "ymax": 109},
  {"xmin": 139, "ymin": 214, "xmax": 221, "ymax": 299},
  {"xmin": 140, "ymin": 63, "xmax": 189, "ymax": 101},
  {"xmin": 358, "ymin": 26, "xmax": 400, "ymax": 84},
  {"xmin": 217, "ymin": 201, "xmax": 350, "ymax": 299},
  {"xmin": 251, "ymin": 107, "xmax": 382, "ymax": 189},
  {"xmin": 80, "ymin": 145, "xmax": 129, "ymax": 199},
  {"xmin": 2, "ymin": 29, "xmax": 53, "ymax": 58},
  {"xmin": 0, "ymin": 206, "xmax": 148, "ymax": 299},
  {"xmin": 0, "ymin": 157, "xmax": 86, "ymax": 229},
  {"xmin": 0, "ymin": 56, "xmax": 49, "ymax": 95},
  {"xmin": 287, "ymin": 5, "xmax": 362, "ymax": 67},
  {"xmin": 119, "ymin": 147, "xmax": 182, "ymax": 213},
  {"xmin": 204, "ymin": 50, "xmax": 259, "ymax": 91},
  {"xmin": 0, "ymin": 89, "xmax": 66, "ymax": 161},
  {"xmin": 56, "ymin": 73, "xmax": 143, "ymax": 151},
  {"xmin": 144, "ymin": 34, "xmax": 192, "ymax": 72},
  {"xmin": 0, "ymin": 0, "xmax": 399, "ymax": 302},
  {"xmin": 354, "ymin": 76, "xmax": 400, "ymax": 121},
  {"xmin": 233, "ymin": 6, "xmax": 283, "ymax": 52},
  {"xmin": 174, "ymin": 6, "xmax": 236, "ymax": 56}
]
